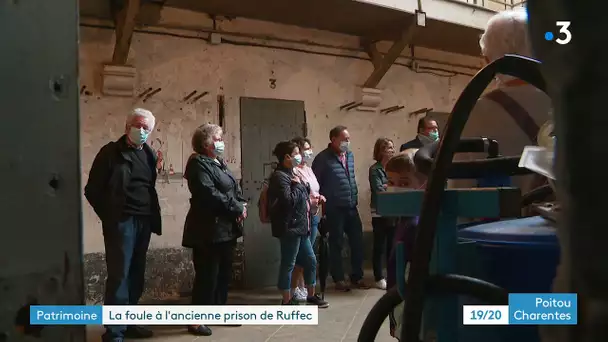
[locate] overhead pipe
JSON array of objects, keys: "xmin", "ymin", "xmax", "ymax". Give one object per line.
[{"xmin": 79, "ymin": 21, "xmax": 482, "ymax": 74}]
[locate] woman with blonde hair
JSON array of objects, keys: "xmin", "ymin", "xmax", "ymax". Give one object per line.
[{"xmin": 368, "ymin": 137, "xmax": 396, "ymax": 290}]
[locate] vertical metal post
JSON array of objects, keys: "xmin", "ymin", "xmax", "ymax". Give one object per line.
[
  {"xmin": 423, "ymin": 194, "xmax": 459, "ymax": 342},
  {"xmin": 0, "ymin": 0, "xmax": 85, "ymax": 341}
]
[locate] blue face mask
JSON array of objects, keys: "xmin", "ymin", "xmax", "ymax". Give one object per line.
[
  {"xmin": 291, "ymin": 154, "xmax": 302, "ymax": 167},
  {"xmin": 213, "ymin": 141, "xmax": 225, "ymax": 156},
  {"xmin": 129, "ymin": 127, "xmax": 150, "ymax": 146},
  {"xmin": 429, "ymin": 131, "xmax": 439, "ymax": 141}
]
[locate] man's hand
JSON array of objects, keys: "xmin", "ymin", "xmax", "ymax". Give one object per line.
[{"xmin": 319, "ymin": 195, "xmax": 326, "ymax": 203}]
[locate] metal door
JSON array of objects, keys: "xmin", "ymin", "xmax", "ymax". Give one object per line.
[
  {"xmin": 240, "ymin": 97, "xmax": 306, "ymax": 289},
  {"xmin": 1, "ymin": 0, "xmax": 85, "ymax": 341}
]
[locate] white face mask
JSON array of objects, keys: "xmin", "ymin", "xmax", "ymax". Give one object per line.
[
  {"xmin": 339, "ymin": 141, "xmax": 350, "ymax": 152},
  {"xmin": 303, "ymin": 150, "xmax": 314, "ymax": 163},
  {"xmin": 213, "ymin": 140, "xmax": 225, "ymax": 156}
]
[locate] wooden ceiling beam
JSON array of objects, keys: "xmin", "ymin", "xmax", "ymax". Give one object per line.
[
  {"xmin": 362, "ymin": 19, "xmax": 417, "ymax": 88},
  {"xmin": 361, "ymin": 39, "xmax": 383, "ymax": 70},
  {"xmin": 111, "ymin": 0, "xmax": 141, "ymax": 65}
]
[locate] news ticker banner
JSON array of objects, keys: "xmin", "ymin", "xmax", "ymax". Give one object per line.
[
  {"xmin": 463, "ymin": 293, "xmax": 577, "ymax": 325},
  {"xmin": 30, "ymin": 305, "xmax": 318, "ymax": 326}
]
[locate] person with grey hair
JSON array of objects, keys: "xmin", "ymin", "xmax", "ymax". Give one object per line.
[
  {"xmin": 182, "ymin": 123, "xmax": 247, "ymax": 336},
  {"xmin": 454, "ymin": 9, "xmax": 552, "ymax": 195},
  {"xmin": 85, "ymin": 108, "xmax": 161, "ymax": 342}
]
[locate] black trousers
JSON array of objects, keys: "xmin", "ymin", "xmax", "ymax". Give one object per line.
[
  {"xmin": 371, "ymin": 217, "xmax": 396, "ymax": 282},
  {"xmin": 191, "ymin": 240, "xmax": 235, "ymax": 306}
]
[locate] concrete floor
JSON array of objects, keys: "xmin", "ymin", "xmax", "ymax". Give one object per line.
[{"xmin": 86, "ymin": 286, "xmax": 395, "ymax": 342}]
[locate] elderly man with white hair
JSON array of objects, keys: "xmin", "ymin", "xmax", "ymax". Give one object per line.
[
  {"xmin": 455, "ymin": 9, "xmax": 552, "ymax": 195},
  {"xmin": 85, "ymin": 108, "xmax": 161, "ymax": 342}
]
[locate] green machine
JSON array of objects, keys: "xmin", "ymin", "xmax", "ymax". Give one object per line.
[
  {"xmin": 357, "ymin": 55, "xmax": 556, "ymax": 342},
  {"xmin": 378, "ymin": 159, "xmax": 522, "ymax": 342}
]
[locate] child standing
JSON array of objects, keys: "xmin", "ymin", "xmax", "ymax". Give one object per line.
[{"xmin": 383, "ymin": 149, "xmax": 427, "ymax": 340}]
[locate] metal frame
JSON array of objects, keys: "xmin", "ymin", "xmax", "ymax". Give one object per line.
[
  {"xmin": 0, "ymin": 0, "xmax": 85, "ymax": 340},
  {"xmin": 377, "ymin": 187, "xmax": 520, "ymax": 341}
]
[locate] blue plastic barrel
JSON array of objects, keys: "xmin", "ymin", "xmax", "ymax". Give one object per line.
[{"xmin": 457, "ymin": 216, "xmax": 560, "ymax": 342}]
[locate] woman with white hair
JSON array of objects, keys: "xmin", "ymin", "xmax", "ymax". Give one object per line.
[
  {"xmin": 455, "ymin": 9, "xmax": 552, "ymax": 194},
  {"xmin": 182, "ymin": 123, "xmax": 247, "ymax": 336}
]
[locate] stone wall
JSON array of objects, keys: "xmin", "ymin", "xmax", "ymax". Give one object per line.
[{"xmin": 79, "ymin": 8, "xmax": 483, "ymax": 300}]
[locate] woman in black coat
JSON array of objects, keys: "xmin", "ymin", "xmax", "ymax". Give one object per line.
[
  {"xmin": 267, "ymin": 141, "xmax": 328, "ymax": 307},
  {"xmin": 182, "ymin": 123, "xmax": 247, "ymax": 336}
]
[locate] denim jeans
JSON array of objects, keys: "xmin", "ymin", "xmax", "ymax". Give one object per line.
[
  {"xmin": 277, "ymin": 232, "xmax": 317, "ymax": 291},
  {"xmin": 102, "ymin": 215, "xmax": 152, "ymax": 339},
  {"xmin": 326, "ymin": 207, "xmax": 364, "ymax": 282},
  {"xmin": 296, "ymin": 215, "xmax": 319, "ymax": 267},
  {"xmin": 310, "ymin": 215, "xmax": 320, "ymax": 248}
]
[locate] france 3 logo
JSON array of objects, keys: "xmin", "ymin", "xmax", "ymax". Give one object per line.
[{"xmin": 544, "ymin": 21, "xmax": 572, "ymax": 45}]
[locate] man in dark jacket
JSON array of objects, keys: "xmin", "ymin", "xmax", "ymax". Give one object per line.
[
  {"xmin": 399, "ymin": 117, "xmax": 439, "ymax": 151},
  {"xmin": 312, "ymin": 126, "xmax": 369, "ymax": 291},
  {"xmin": 85, "ymin": 108, "xmax": 161, "ymax": 342}
]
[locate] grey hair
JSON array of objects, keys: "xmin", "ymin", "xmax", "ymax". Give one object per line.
[
  {"xmin": 480, "ymin": 10, "xmax": 532, "ymax": 63},
  {"xmin": 126, "ymin": 108, "xmax": 156, "ymax": 130},
  {"xmin": 192, "ymin": 123, "xmax": 222, "ymax": 154}
]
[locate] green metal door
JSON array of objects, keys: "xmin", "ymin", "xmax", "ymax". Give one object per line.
[
  {"xmin": 240, "ymin": 97, "xmax": 306, "ymax": 289},
  {"xmin": 1, "ymin": 0, "xmax": 85, "ymax": 340}
]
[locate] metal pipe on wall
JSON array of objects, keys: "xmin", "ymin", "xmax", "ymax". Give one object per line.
[
  {"xmin": 81, "ymin": 16, "xmax": 483, "ymax": 71},
  {"xmin": 79, "ymin": 20, "xmax": 481, "ymax": 75}
]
